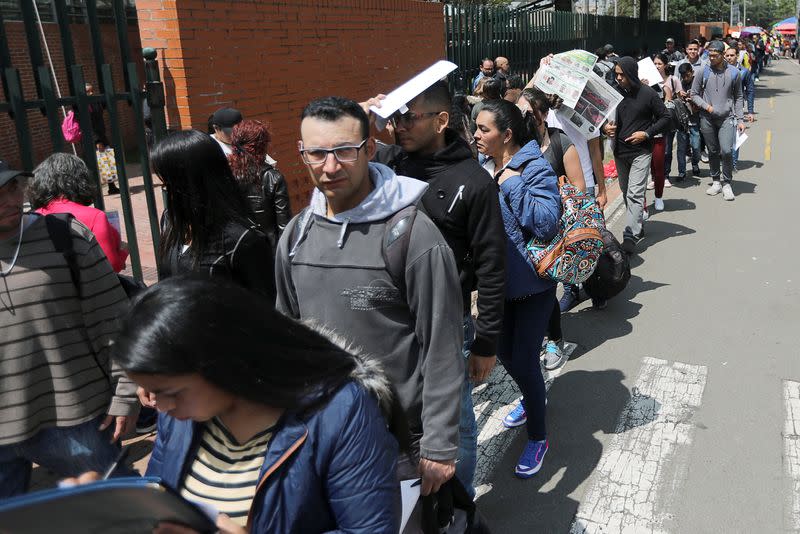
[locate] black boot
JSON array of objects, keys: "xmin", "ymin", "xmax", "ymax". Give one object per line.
[{"xmin": 107, "ymin": 182, "xmax": 120, "ymax": 195}]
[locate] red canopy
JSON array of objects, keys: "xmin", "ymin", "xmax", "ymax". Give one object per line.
[{"xmin": 775, "ymin": 22, "xmax": 796, "ymax": 34}]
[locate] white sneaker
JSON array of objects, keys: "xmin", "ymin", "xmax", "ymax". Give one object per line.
[
  {"xmin": 722, "ymin": 183, "xmax": 735, "ymax": 201},
  {"xmin": 642, "ymin": 206, "xmax": 649, "ymax": 221},
  {"xmin": 654, "ymin": 198, "xmax": 665, "ymax": 211},
  {"xmin": 701, "ymin": 151, "xmax": 709, "ymax": 163},
  {"xmin": 646, "ymin": 180, "xmax": 655, "ymax": 190},
  {"xmin": 664, "ymin": 178, "xmax": 673, "ymax": 188},
  {"xmin": 706, "ymin": 181, "xmax": 723, "ymax": 196}
]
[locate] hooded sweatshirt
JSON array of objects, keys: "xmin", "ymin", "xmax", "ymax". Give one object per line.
[
  {"xmin": 612, "ymin": 57, "xmax": 671, "ymax": 159},
  {"xmin": 690, "ymin": 61, "xmax": 744, "ymax": 124},
  {"xmin": 275, "ymin": 162, "xmax": 464, "ymax": 462},
  {"xmin": 375, "ymin": 130, "xmax": 506, "ymax": 358}
]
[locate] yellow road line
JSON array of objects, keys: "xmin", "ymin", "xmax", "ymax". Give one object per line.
[
  {"xmin": 770, "ymin": 97, "xmax": 775, "ymax": 110},
  {"xmin": 765, "ymin": 130, "xmax": 772, "ymax": 161}
]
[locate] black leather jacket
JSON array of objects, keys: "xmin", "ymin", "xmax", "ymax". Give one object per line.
[{"xmin": 240, "ymin": 164, "xmax": 291, "ymax": 252}]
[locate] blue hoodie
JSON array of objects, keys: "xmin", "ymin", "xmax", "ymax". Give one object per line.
[{"xmin": 496, "ymin": 140, "xmax": 561, "ymax": 299}]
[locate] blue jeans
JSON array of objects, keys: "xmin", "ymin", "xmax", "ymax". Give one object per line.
[
  {"xmin": 497, "ymin": 287, "xmax": 556, "ymax": 441},
  {"xmin": 0, "ymin": 415, "xmax": 133, "ymax": 498},
  {"xmin": 678, "ymin": 124, "xmax": 701, "ymax": 175},
  {"xmin": 664, "ymin": 131, "xmax": 675, "ymax": 177},
  {"xmin": 456, "ymin": 314, "xmax": 477, "ymax": 499}
]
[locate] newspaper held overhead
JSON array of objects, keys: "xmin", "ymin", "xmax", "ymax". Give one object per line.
[{"xmin": 533, "ymin": 50, "xmax": 623, "ymax": 139}]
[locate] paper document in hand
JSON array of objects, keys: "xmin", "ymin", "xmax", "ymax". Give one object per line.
[
  {"xmin": 369, "ymin": 61, "xmax": 457, "ymax": 119},
  {"xmin": 637, "ymin": 57, "xmax": 662, "ymax": 86},
  {"xmin": 735, "ymin": 131, "xmax": 748, "ymax": 150},
  {"xmin": 400, "ymin": 479, "xmax": 421, "ymax": 532}
]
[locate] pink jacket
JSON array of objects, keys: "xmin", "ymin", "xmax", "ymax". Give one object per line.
[{"xmin": 37, "ymin": 198, "xmax": 128, "ymax": 272}]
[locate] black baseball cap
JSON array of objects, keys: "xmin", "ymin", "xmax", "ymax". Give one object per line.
[
  {"xmin": 210, "ymin": 107, "xmax": 243, "ymax": 130},
  {"xmin": 0, "ymin": 160, "xmax": 32, "ymax": 189}
]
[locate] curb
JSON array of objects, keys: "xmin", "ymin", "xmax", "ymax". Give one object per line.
[{"xmin": 602, "ymin": 184, "xmax": 625, "ymax": 228}]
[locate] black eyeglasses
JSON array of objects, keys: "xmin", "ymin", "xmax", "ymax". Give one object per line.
[
  {"xmin": 390, "ymin": 111, "xmax": 444, "ymax": 129},
  {"xmin": 299, "ymin": 139, "xmax": 368, "ymax": 165}
]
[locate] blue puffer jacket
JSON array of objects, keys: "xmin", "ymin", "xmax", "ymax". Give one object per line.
[
  {"xmin": 146, "ymin": 381, "xmax": 400, "ymax": 533},
  {"xmin": 497, "ymin": 140, "xmax": 561, "ymax": 300}
]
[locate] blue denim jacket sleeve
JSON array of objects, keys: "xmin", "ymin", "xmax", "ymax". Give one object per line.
[{"xmin": 499, "ymin": 158, "xmax": 561, "ymax": 242}]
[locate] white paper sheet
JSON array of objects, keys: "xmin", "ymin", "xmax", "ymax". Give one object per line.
[
  {"xmin": 369, "ymin": 61, "xmax": 458, "ymax": 119},
  {"xmin": 735, "ymin": 131, "xmax": 748, "ymax": 150},
  {"xmin": 637, "ymin": 57, "xmax": 662, "ymax": 87},
  {"xmin": 400, "ymin": 478, "xmax": 421, "ymax": 532}
]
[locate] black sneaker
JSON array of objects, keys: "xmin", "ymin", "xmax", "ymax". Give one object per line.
[
  {"xmin": 621, "ymin": 237, "xmax": 637, "ymax": 255},
  {"xmin": 591, "ymin": 297, "xmax": 608, "ymax": 310},
  {"xmin": 107, "ymin": 182, "xmax": 120, "ymax": 195},
  {"xmin": 559, "ymin": 285, "xmax": 581, "ymax": 312},
  {"xmin": 675, "ymin": 174, "xmax": 685, "ymax": 183},
  {"xmin": 136, "ymin": 406, "xmax": 158, "ymax": 434}
]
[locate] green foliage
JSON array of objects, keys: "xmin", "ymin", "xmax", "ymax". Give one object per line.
[{"xmin": 604, "ymin": 0, "xmax": 796, "ymax": 26}]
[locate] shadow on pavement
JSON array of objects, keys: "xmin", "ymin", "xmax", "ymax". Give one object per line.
[
  {"xmin": 736, "ymin": 160, "xmax": 764, "ymax": 171},
  {"xmin": 753, "ymin": 87, "xmax": 790, "ymax": 98},
  {"xmin": 731, "ymin": 180, "xmax": 757, "ymax": 194},
  {"xmin": 659, "ymin": 198, "xmax": 696, "ymax": 212},
  {"xmin": 637, "ymin": 220, "xmax": 696, "ymax": 254},
  {"xmin": 478, "ymin": 369, "xmax": 659, "ymax": 532}
]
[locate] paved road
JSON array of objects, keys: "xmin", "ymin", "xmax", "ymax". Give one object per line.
[{"xmin": 478, "ymin": 58, "xmax": 800, "ymax": 533}]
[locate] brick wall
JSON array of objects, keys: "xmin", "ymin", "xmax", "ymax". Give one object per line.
[
  {"xmin": 136, "ymin": 0, "xmax": 446, "ymax": 211},
  {"xmin": 0, "ymin": 20, "xmax": 144, "ymax": 170}
]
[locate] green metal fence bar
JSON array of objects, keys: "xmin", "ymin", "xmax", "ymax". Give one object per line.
[
  {"xmin": 52, "ymin": 0, "xmax": 77, "ymax": 94},
  {"xmin": 111, "ymin": 0, "xmax": 132, "ymax": 92},
  {"xmin": 18, "ymin": 0, "xmax": 45, "ymax": 99},
  {"xmin": 70, "ymin": 65, "xmax": 104, "ymax": 210},
  {"xmin": 126, "ymin": 61, "xmax": 161, "ymax": 255},
  {"xmin": 100, "ymin": 62, "xmax": 142, "ymax": 280},
  {"xmin": 84, "ymin": 0, "xmax": 108, "ymax": 92},
  {"xmin": 4, "ymin": 67, "xmax": 34, "ymax": 171},
  {"xmin": 1, "ymin": 11, "xmax": 13, "ymax": 103},
  {"xmin": 37, "ymin": 64, "xmax": 64, "ymax": 153}
]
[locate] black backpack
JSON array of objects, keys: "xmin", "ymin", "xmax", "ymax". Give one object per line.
[
  {"xmin": 583, "ymin": 228, "xmax": 630, "ymax": 301},
  {"xmin": 45, "ymin": 213, "xmax": 147, "ymax": 299}
]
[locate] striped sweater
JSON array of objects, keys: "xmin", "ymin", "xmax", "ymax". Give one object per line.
[{"xmin": 0, "ymin": 213, "xmax": 137, "ymax": 446}]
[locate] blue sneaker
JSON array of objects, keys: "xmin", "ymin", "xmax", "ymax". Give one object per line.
[
  {"xmin": 559, "ymin": 285, "xmax": 580, "ymax": 312},
  {"xmin": 515, "ymin": 439, "xmax": 548, "ymax": 478},
  {"xmin": 541, "ymin": 340, "xmax": 566, "ymax": 371},
  {"xmin": 503, "ymin": 399, "xmax": 527, "ymax": 428}
]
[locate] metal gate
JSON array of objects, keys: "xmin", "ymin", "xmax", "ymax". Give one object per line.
[{"xmin": 0, "ymin": 0, "xmax": 168, "ymax": 282}]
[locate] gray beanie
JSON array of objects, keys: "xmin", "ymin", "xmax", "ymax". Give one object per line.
[{"xmin": 708, "ymin": 41, "xmax": 725, "ymax": 53}]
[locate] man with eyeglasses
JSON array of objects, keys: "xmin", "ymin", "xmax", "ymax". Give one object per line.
[
  {"xmin": 274, "ymin": 97, "xmax": 465, "ymax": 503},
  {"xmin": 691, "ymin": 40, "xmax": 745, "ymax": 201},
  {"xmin": 373, "ymin": 80, "xmax": 506, "ymax": 499}
]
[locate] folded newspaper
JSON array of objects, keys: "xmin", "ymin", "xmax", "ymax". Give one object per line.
[{"xmin": 534, "ymin": 50, "xmax": 622, "ymax": 139}]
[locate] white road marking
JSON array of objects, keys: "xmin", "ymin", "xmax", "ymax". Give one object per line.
[
  {"xmin": 472, "ymin": 342, "xmax": 576, "ymax": 498},
  {"xmin": 782, "ymin": 380, "xmax": 800, "ymax": 531},
  {"xmin": 570, "ymin": 357, "xmax": 708, "ymax": 534}
]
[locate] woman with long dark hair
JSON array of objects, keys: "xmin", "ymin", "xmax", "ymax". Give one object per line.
[
  {"xmin": 151, "ymin": 129, "xmax": 275, "ymax": 299},
  {"xmin": 227, "ymin": 120, "xmax": 291, "ymax": 253},
  {"xmin": 473, "ymin": 99, "xmax": 561, "ymax": 479},
  {"xmin": 115, "ymin": 277, "xmax": 404, "ymax": 533},
  {"xmin": 647, "ymin": 52, "xmax": 675, "ymax": 211}
]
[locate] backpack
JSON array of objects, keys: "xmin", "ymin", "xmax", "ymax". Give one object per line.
[
  {"xmin": 61, "ymin": 110, "xmax": 82, "ymax": 144},
  {"xmin": 45, "ymin": 213, "xmax": 146, "ymax": 299},
  {"xmin": 583, "ymin": 227, "xmax": 631, "ymax": 301},
  {"xmin": 288, "ymin": 205, "xmax": 417, "ymax": 298},
  {"xmin": 666, "ymin": 99, "xmax": 690, "ymax": 132},
  {"xmin": 700, "ymin": 64, "xmax": 740, "ymax": 95}
]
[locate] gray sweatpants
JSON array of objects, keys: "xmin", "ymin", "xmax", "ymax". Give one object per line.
[
  {"xmin": 616, "ymin": 152, "xmax": 652, "ymax": 241},
  {"xmin": 700, "ymin": 115, "xmax": 735, "ymax": 184}
]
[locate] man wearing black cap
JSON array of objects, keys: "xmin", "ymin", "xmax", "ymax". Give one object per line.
[
  {"xmin": 210, "ymin": 107, "xmax": 243, "ymax": 156},
  {"xmin": 663, "ymin": 38, "xmax": 685, "ymax": 63},
  {"xmin": 691, "ymin": 40, "xmax": 745, "ymax": 201},
  {"xmin": 0, "ymin": 160, "xmax": 137, "ymax": 496}
]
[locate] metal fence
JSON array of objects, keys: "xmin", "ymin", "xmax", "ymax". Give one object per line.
[
  {"xmin": 445, "ymin": 4, "xmax": 685, "ymax": 93},
  {"xmin": 0, "ymin": 0, "xmax": 167, "ymax": 282}
]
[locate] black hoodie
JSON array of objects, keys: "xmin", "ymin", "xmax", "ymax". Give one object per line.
[
  {"xmin": 613, "ymin": 56, "xmax": 671, "ymax": 158},
  {"xmin": 375, "ymin": 130, "xmax": 506, "ymax": 358}
]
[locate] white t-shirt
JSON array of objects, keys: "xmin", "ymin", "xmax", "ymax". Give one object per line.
[
  {"xmin": 547, "ymin": 110, "xmax": 597, "ymax": 189},
  {"xmin": 212, "ymin": 135, "xmax": 233, "ymax": 156}
]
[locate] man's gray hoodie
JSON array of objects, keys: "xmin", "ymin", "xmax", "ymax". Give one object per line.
[
  {"xmin": 690, "ymin": 62, "xmax": 744, "ymax": 123},
  {"xmin": 275, "ymin": 162, "xmax": 464, "ymax": 462}
]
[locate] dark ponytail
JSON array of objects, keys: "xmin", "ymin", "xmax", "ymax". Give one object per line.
[{"xmin": 480, "ymin": 99, "xmax": 536, "ymax": 147}]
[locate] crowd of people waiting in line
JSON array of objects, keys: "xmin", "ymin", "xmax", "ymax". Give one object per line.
[{"xmin": 0, "ymin": 29, "xmax": 776, "ymax": 533}]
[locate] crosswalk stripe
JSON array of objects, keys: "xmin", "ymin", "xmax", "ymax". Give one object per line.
[
  {"xmin": 570, "ymin": 357, "xmax": 708, "ymax": 534},
  {"xmin": 783, "ymin": 380, "xmax": 800, "ymax": 531}
]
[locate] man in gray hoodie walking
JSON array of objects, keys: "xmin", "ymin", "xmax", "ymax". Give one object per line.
[
  {"xmin": 275, "ymin": 97, "xmax": 464, "ymax": 498},
  {"xmin": 691, "ymin": 40, "xmax": 746, "ymax": 200}
]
